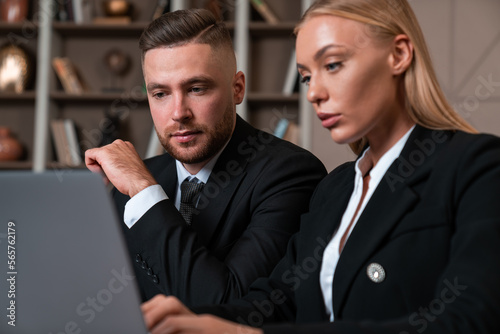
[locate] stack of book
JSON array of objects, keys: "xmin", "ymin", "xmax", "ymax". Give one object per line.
[
  {"xmin": 52, "ymin": 57, "xmax": 86, "ymax": 94},
  {"xmin": 56, "ymin": 0, "xmax": 93, "ymax": 23},
  {"xmin": 50, "ymin": 119, "xmax": 82, "ymax": 167},
  {"xmin": 250, "ymin": 0, "xmax": 280, "ymax": 24}
]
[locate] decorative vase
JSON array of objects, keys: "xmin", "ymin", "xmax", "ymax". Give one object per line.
[
  {"xmin": 0, "ymin": 127, "xmax": 23, "ymax": 161},
  {"xmin": 0, "ymin": 0, "xmax": 28, "ymax": 22}
]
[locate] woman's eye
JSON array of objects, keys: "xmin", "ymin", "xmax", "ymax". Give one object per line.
[
  {"xmin": 300, "ymin": 76, "xmax": 311, "ymax": 85},
  {"xmin": 326, "ymin": 62, "xmax": 341, "ymax": 71}
]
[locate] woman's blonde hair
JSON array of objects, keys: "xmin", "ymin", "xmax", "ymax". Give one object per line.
[{"xmin": 295, "ymin": 0, "xmax": 476, "ymax": 154}]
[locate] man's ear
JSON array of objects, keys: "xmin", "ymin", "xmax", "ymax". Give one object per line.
[
  {"xmin": 390, "ymin": 34, "xmax": 414, "ymax": 75},
  {"xmin": 233, "ymin": 71, "xmax": 245, "ymax": 104}
]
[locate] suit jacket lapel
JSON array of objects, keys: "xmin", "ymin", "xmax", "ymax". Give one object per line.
[
  {"xmin": 296, "ymin": 166, "xmax": 355, "ymax": 322},
  {"xmin": 309, "ymin": 165, "xmax": 357, "ymax": 242},
  {"xmin": 190, "ymin": 116, "xmax": 251, "ymax": 245},
  {"xmin": 333, "ymin": 125, "xmax": 446, "ymax": 315},
  {"xmin": 154, "ymin": 155, "xmax": 177, "ymax": 199}
]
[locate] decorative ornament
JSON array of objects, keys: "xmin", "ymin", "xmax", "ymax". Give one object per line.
[
  {"xmin": 0, "ymin": 43, "xmax": 32, "ymax": 93},
  {"xmin": 0, "ymin": 126, "xmax": 24, "ymax": 161},
  {"xmin": 0, "ymin": 0, "xmax": 29, "ymax": 22}
]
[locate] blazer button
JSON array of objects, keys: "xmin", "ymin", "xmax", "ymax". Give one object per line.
[
  {"xmin": 367, "ymin": 263, "xmax": 386, "ymax": 283},
  {"xmin": 147, "ymin": 268, "xmax": 153, "ymax": 276},
  {"xmin": 141, "ymin": 260, "xmax": 148, "ymax": 270},
  {"xmin": 135, "ymin": 254, "xmax": 142, "ymax": 263},
  {"xmin": 152, "ymin": 275, "xmax": 159, "ymax": 284}
]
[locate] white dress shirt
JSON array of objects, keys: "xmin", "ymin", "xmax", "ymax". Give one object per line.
[
  {"xmin": 123, "ymin": 147, "xmax": 225, "ymax": 229},
  {"xmin": 320, "ymin": 125, "xmax": 415, "ymax": 321}
]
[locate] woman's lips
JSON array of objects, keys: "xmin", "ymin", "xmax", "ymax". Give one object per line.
[{"xmin": 317, "ymin": 112, "xmax": 341, "ymax": 128}]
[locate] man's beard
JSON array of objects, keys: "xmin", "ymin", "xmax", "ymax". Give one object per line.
[{"xmin": 158, "ymin": 105, "xmax": 235, "ymax": 165}]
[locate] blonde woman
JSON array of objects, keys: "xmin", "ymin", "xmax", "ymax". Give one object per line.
[{"xmin": 141, "ymin": 0, "xmax": 500, "ymax": 333}]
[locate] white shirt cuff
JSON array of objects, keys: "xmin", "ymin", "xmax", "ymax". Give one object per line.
[{"xmin": 123, "ymin": 184, "xmax": 168, "ymax": 229}]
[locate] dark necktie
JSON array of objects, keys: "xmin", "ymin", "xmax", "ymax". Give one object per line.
[{"xmin": 179, "ymin": 178, "xmax": 205, "ymax": 225}]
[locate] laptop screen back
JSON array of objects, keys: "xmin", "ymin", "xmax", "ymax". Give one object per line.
[{"xmin": 0, "ymin": 170, "xmax": 147, "ymax": 333}]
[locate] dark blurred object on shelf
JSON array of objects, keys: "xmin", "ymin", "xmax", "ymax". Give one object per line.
[
  {"xmin": 99, "ymin": 108, "xmax": 122, "ymax": 147},
  {"xmin": 0, "ymin": 0, "xmax": 28, "ymax": 22},
  {"xmin": 205, "ymin": 0, "xmax": 222, "ymax": 20},
  {"xmin": 102, "ymin": 48, "xmax": 131, "ymax": 93}
]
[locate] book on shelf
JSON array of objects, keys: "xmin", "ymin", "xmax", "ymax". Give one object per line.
[
  {"xmin": 64, "ymin": 119, "xmax": 82, "ymax": 166},
  {"xmin": 50, "ymin": 119, "xmax": 82, "ymax": 167},
  {"xmin": 273, "ymin": 118, "xmax": 289, "ymax": 138},
  {"xmin": 72, "ymin": 0, "xmax": 84, "ymax": 23},
  {"xmin": 152, "ymin": 0, "xmax": 170, "ymax": 20},
  {"xmin": 274, "ymin": 118, "xmax": 300, "ymax": 145},
  {"xmin": 56, "ymin": 0, "xmax": 93, "ymax": 22},
  {"xmin": 50, "ymin": 120, "xmax": 66, "ymax": 164},
  {"xmin": 66, "ymin": 0, "xmax": 75, "ymax": 21},
  {"xmin": 282, "ymin": 49, "xmax": 298, "ymax": 95},
  {"xmin": 81, "ymin": 0, "xmax": 94, "ymax": 23},
  {"xmin": 283, "ymin": 121, "xmax": 300, "ymax": 145},
  {"xmin": 52, "ymin": 57, "xmax": 86, "ymax": 94},
  {"xmin": 56, "ymin": 1, "xmax": 69, "ymax": 21},
  {"xmin": 250, "ymin": 0, "xmax": 279, "ymax": 24}
]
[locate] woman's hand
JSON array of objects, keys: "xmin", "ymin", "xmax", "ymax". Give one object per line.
[
  {"xmin": 142, "ymin": 295, "xmax": 263, "ymax": 334},
  {"xmin": 142, "ymin": 295, "xmax": 195, "ymax": 330}
]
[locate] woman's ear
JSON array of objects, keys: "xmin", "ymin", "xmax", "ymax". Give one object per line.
[{"xmin": 390, "ymin": 34, "xmax": 414, "ymax": 75}]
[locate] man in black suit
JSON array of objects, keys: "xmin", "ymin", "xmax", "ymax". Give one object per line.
[{"xmin": 85, "ymin": 8, "xmax": 326, "ymax": 307}]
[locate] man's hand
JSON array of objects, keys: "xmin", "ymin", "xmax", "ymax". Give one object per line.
[
  {"xmin": 85, "ymin": 140, "xmax": 157, "ymax": 197},
  {"xmin": 142, "ymin": 295, "xmax": 263, "ymax": 334}
]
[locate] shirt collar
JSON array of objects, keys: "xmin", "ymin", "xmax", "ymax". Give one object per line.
[
  {"xmin": 175, "ymin": 140, "xmax": 229, "ymax": 184},
  {"xmin": 355, "ymin": 125, "xmax": 416, "ymax": 182}
]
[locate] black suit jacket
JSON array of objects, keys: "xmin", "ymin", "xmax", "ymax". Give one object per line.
[
  {"xmin": 196, "ymin": 125, "xmax": 500, "ymax": 333},
  {"xmin": 113, "ymin": 116, "xmax": 327, "ymax": 306}
]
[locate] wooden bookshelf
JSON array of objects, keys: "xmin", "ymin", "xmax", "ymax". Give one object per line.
[{"xmin": 1, "ymin": 0, "xmax": 312, "ymax": 171}]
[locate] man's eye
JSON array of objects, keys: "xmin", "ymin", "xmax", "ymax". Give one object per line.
[
  {"xmin": 191, "ymin": 87, "xmax": 205, "ymax": 93},
  {"xmin": 153, "ymin": 92, "xmax": 165, "ymax": 99},
  {"xmin": 300, "ymin": 76, "xmax": 310, "ymax": 85}
]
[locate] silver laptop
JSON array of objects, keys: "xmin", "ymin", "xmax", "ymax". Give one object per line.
[{"xmin": 0, "ymin": 170, "xmax": 147, "ymax": 333}]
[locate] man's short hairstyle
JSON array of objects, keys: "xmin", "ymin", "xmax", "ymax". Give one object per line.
[{"xmin": 139, "ymin": 8, "xmax": 234, "ymax": 62}]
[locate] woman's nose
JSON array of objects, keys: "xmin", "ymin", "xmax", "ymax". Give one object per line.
[{"xmin": 307, "ymin": 75, "xmax": 328, "ymax": 105}]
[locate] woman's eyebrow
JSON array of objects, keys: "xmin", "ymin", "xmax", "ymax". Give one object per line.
[
  {"xmin": 297, "ymin": 44, "xmax": 348, "ymax": 70},
  {"xmin": 313, "ymin": 44, "xmax": 346, "ymax": 61}
]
